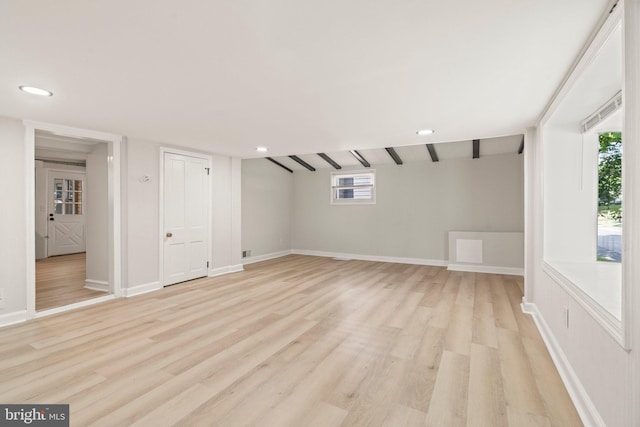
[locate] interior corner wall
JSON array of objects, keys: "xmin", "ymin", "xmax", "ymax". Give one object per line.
[
  {"xmin": 241, "ymin": 159, "xmax": 293, "ymax": 259},
  {"xmin": 291, "ymin": 154, "xmax": 524, "ymax": 262},
  {"xmin": 0, "ymin": 116, "xmax": 27, "ymax": 317}
]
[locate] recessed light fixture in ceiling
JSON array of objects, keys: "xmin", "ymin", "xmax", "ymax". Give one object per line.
[
  {"xmin": 19, "ymin": 85, "xmax": 53, "ymax": 97},
  {"xmin": 256, "ymin": 146, "xmax": 268, "ymax": 153},
  {"xmin": 416, "ymin": 129, "xmax": 435, "ymax": 136}
]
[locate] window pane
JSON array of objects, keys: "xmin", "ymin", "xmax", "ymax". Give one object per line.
[
  {"xmin": 74, "ymin": 203, "xmax": 83, "ymax": 215},
  {"xmin": 597, "ymin": 131, "xmax": 622, "ymax": 263},
  {"xmin": 337, "ymin": 177, "xmax": 354, "ymax": 186},
  {"xmin": 54, "ymin": 204, "xmax": 62, "ymax": 214},
  {"xmin": 64, "ymin": 204, "xmax": 74, "ymax": 215},
  {"xmin": 332, "ymin": 171, "xmax": 375, "ymax": 203}
]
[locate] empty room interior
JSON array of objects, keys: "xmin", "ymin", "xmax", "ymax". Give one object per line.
[{"xmin": 0, "ymin": 1, "xmax": 639, "ymax": 426}]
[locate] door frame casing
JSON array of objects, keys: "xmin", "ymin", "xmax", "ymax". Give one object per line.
[
  {"xmin": 159, "ymin": 147, "xmax": 213, "ymax": 286},
  {"xmin": 24, "ymin": 121, "xmax": 123, "ymax": 318}
]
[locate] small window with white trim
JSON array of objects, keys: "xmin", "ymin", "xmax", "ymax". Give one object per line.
[{"xmin": 331, "ymin": 170, "xmax": 375, "ymax": 204}]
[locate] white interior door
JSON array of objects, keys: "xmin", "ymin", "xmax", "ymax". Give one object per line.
[
  {"xmin": 47, "ymin": 171, "xmax": 86, "ymax": 256},
  {"xmin": 163, "ymin": 152, "xmax": 210, "ymax": 286}
]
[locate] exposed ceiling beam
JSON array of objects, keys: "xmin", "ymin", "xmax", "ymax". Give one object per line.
[
  {"xmin": 473, "ymin": 139, "xmax": 480, "ymax": 159},
  {"xmin": 385, "ymin": 147, "xmax": 403, "ymax": 165},
  {"xmin": 518, "ymin": 135, "xmax": 525, "ymax": 154},
  {"xmin": 266, "ymin": 157, "xmax": 293, "ymax": 173},
  {"xmin": 317, "ymin": 153, "xmax": 342, "ymax": 169},
  {"xmin": 289, "ymin": 155, "xmax": 316, "ymax": 171},
  {"xmin": 426, "ymin": 144, "xmax": 439, "ymax": 162},
  {"xmin": 350, "ymin": 150, "xmax": 371, "ymax": 168}
]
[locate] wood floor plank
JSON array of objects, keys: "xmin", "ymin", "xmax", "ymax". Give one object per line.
[
  {"xmin": 467, "ymin": 343, "xmax": 508, "ymax": 427},
  {"xmin": 36, "ymin": 253, "xmax": 107, "ymax": 311},
  {"xmin": 0, "ymin": 255, "xmax": 582, "ymax": 426},
  {"xmin": 425, "ymin": 350, "xmax": 470, "ymax": 427}
]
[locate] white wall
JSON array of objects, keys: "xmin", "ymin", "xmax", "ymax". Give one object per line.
[
  {"xmin": 542, "ymin": 123, "xmax": 597, "ymax": 262},
  {"xmin": 125, "ymin": 139, "xmax": 242, "ymax": 291},
  {"xmin": 0, "ymin": 117, "xmax": 27, "ymax": 319},
  {"xmin": 241, "ymin": 159, "xmax": 293, "ymax": 260},
  {"xmin": 291, "ymin": 154, "xmax": 524, "ymax": 262},
  {"xmin": 523, "ymin": 4, "xmax": 640, "ymax": 425},
  {"xmin": 125, "ymin": 139, "xmax": 160, "ymax": 289},
  {"xmin": 34, "ymin": 162, "xmax": 47, "ymax": 260},
  {"xmin": 85, "ymin": 143, "xmax": 109, "ymax": 285}
]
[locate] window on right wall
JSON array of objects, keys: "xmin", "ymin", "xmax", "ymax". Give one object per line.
[
  {"xmin": 541, "ymin": 17, "xmax": 624, "ymax": 342},
  {"xmin": 597, "ymin": 131, "xmax": 622, "ymax": 263}
]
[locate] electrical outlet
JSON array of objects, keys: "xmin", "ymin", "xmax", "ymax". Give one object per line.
[{"xmin": 242, "ymin": 250, "xmax": 251, "ymax": 258}]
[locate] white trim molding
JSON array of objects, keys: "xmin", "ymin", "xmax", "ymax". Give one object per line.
[
  {"xmin": 242, "ymin": 250, "xmax": 291, "ymax": 265},
  {"xmin": 0, "ymin": 310, "xmax": 28, "ymax": 328},
  {"xmin": 521, "ymin": 302, "xmax": 607, "ymax": 427},
  {"xmin": 35, "ymin": 295, "xmax": 116, "ymax": 318},
  {"xmin": 84, "ymin": 279, "xmax": 110, "ymax": 292},
  {"xmin": 123, "ymin": 281, "xmax": 162, "ymax": 298},
  {"xmin": 208, "ymin": 264, "xmax": 244, "ymax": 278},
  {"xmin": 291, "ymin": 249, "xmax": 447, "ymax": 267},
  {"xmin": 447, "ymin": 264, "xmax": 524, "ymax": 276}
]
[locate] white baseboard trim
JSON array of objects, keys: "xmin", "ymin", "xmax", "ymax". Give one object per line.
[
  {"xmin": 35, "ymin": 295, "xmax": 116, "ymax": 318},
  {"xmin": 447, "ymin": 263, "xmax": 524, "ymax": 276},
  {"xmin": 208, "ymin": 264, "xmax": 245, "ymax": 278},
  {"xmin": 0, "ymin": 310, "xmax": 28, "ymax": 328},
  {"xmin": 291, "ymin": 249, "xmax": 447, "ymax": 267},
  {"xmin": 84, "ymin": 279, "xmax": 110, "ymax": 292},
  {"xmin": 521, "ymin": 301, "xmax": 606, "ymax": 427},
  {"xmin": 123, "ymin": 281, "xmax": 162, "ymax": 297},
  {"xmin": 242, "ymin": 250, "xmax": 292, "ymax": 265}
]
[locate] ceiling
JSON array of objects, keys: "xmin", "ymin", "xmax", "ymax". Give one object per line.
[
  {"xmin": 267, "ymin": 134, "xmax": 523, "ymax": 171},
  {"xmin": 1, "ymin": 0, "xmax": 610, "ymax": 159}
]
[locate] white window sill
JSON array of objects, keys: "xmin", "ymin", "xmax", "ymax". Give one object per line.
[{"xmin": 542, "ymin": 260, "xmax": 624, "ymax": 347}]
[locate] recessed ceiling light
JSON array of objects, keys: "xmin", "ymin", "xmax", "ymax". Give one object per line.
[
  {"xmin": 416, "ymin": 129, "xmax": 435, "ymax": 136},
  {"xmin": 256, "ymin": 146, "xmax": 268, "ymax": 152},
  {"xmin": 19, "ymin": 85, "xmax": 53, "ymax": 97}
]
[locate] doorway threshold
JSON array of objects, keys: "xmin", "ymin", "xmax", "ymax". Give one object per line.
[{"xmin": 34, "ymin": 294, "xmax": 116, "ymax": 319}]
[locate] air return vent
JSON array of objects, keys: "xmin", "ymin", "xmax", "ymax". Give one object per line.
[{"xmin": 581, "ymin": 90, "xmax": 622, "ymax": 133}]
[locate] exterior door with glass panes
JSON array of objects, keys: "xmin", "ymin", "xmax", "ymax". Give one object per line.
[{"xmin": 47, "ymin": 171, "xmax": 86, "ymax": 256}]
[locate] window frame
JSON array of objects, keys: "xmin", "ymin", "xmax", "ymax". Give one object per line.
[{"xmin": 330, "ymin": 170, "xmax": 376, "ymax": 205}]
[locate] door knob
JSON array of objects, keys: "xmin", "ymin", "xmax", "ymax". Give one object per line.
[{"xmin": 166, "ymin": 232, "xmax": 173, "ymax": 237}]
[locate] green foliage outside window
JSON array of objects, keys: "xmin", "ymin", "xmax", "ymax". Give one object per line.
[{"xmin": 598, "ymin": 132, "xmax": 622, "ymax": 208}]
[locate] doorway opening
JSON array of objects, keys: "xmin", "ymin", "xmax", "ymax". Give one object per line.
[
  {"xmin": 25, "ymin": 121, "xmax": 122, "ymax": 318},
  {"xmin": 34, "ymin": 132, "xmax": 111, "ymax": 311}
]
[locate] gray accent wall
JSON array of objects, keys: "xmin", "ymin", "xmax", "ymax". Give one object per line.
[
  {"xmin": 241, "ymin": 159, "xmax": 293, "ymax": 258},
  {"xmin": 243, "ymin": 153, "xmax": 524, "ymax": 263},
  {"xmin": 292, "ymin": 154, "xmax": 524, "ymax": 262}
]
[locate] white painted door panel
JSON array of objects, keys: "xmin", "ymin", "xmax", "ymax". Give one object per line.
[
  {"xmin": 163, "ymin": 153, "xmax": 209, "ymax": 286},
  {"xmin": 48, "ymin": 171, "xmax": 86, "ymax": 256}
]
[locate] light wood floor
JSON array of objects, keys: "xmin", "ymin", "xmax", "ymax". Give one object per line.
[
  {"xmin": 2, "ymin": 255, "xmax": 582, "ymax": 426},
  {"xmin": 36, "ymin": 253, "xmax": 108, "ymax": 311}
]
